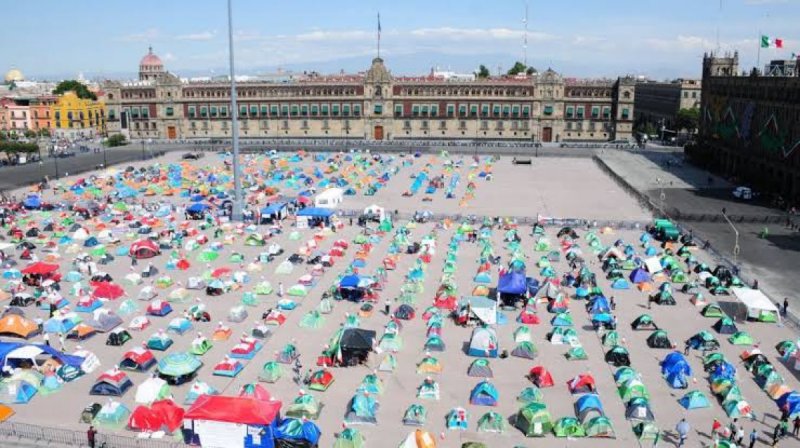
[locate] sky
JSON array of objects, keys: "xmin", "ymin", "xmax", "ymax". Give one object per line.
[{"xmin": 2, "ymin": 0, "xmax": 799, "ymax": 81}]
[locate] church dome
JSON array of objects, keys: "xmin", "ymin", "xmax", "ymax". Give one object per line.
[
  {"xmin": 4, "ymin": 68, "xmax": 24, "ymax": 83},
  {"xmin": 139, "ymin": 47, "xmax": 163, "ymax": 68}
]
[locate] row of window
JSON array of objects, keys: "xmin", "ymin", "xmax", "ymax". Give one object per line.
[
  {"xmin": 565, "ymin": 106, "xmax": 612, "ymax": 120},
  {"xmin": 189, "ymin": 120, "xmax": 353, "ymax": 131},
  {"xmin": 402, "ymin": 120, "xmax": 531, "ymax": 131},
  {"xmin": 397, "ymin": 104, "xmax": 534, "ymax": 118},
  {"xmin": 187, "ymin": 104, "xmax": 366, "ymax": 119}
]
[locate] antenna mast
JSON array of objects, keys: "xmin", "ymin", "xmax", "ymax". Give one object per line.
[{"xmin": 523, "ymin": 1, "xmax": 529, "ymax": 66}]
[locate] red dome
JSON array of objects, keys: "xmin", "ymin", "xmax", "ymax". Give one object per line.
[{"xmin": 140, "ymin": 47, "xmax": 163, "ymax": 67}]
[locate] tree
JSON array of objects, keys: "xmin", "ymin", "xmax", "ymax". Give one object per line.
[
  {"xmin": 507, "ymin": 61, "xmax": 528, "ymax": 76},
  {"xmin": 52, "ymin": 80, "xmax": 97, "ymax": 101},
  {"xmin": 476, "ymin": 65, "xmax": 490, "ymax": 79},
  {"xmin": 526, "ymin": 66, "xmax": 537, "ymax": 75},
  {"xmin": 0, "ymin": 142, "xmax": 38, "ymax": 161},
  {"xmin": 23, "ymin": 130, "xmax": 36, "ymax": 139},
  {"xmin": 105, "ymin": 134, "xmax": 127, "ymax": 147},
  {"xmin": 676, "ymin": 108, "xmax": 700, "ymax": 133}
]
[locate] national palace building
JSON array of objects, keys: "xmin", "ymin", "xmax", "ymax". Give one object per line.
[
  {"xmin": 101, "ymin": 48, "xmax": 636, "ymax": 143},
  {"xmin": 688, "ymin": 52, "xmax": 800, "ymax": 203}
]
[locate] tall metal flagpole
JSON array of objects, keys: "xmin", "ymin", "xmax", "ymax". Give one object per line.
[
  {"xmin": 227, "ymin": 0, "xmax": 244, "ymax": 221},
  {"xmin": 377, "ymin": 13, "xmax": 381, "ymax": 58},
  {"xmin": 523, "ymin": 1, "xmax": 528, "ymax": 66}
]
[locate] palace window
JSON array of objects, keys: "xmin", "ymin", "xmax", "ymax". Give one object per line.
[
  {"xmin": 188, "ymin": 107, "xmax": 196, "ymax": 118},
  {"xmin": 238, "ymin": 105, "xmax": 246, "ymax": 117},
  {"xmin": 458, "ymin": 105, "xmax": 467, "ymax": 117},
  {"xmin": 322, "ymin": 119, "xmax": 330, "ymax": 130},
  {"xmin": 470, "ymin": 105, "xmax": 478, "ymax": 117},
  {"xmin": 261, "ymin": 105, "xmax": 268, "ymax": 116},
  {"xmin": 622, "ymin": 108, "xmax": 630, "ymax": 119},
  {"xmin": 412, "ymin": 105, "xmax": 419, "ymax": 117},
  {"xmin": 576, "ymin": 107, "xmax": 584, "ymax": 119},
  {"xmin": 481, "ymin": 105, "xmax": 489, "ymax": 117},
  {"xmin": 603, "ymin": 107, "xmax": 611, "ymax": 119},
  {"xmin": 311, "ymin": 104, "xmax": 319, "ymax": 116},
  {"xmin": 493, "ymin": 105, "xmax": 501, "ymax": 117},
  {"xmin": 421, "ymin": 105, "xmax": 429, "ymax": 116},
  {"xmin": 220, "ymin": 106, "xmax": 228, "ymax": 117},
  {"xmin": 430, "ymin": 105, "xmax": 438, "ymax": 117},
  {"xmin": 373, "ymin": 104, "xmax": 382, "ymax": 115},
  {"xmin": 260, "ymin": 120, "xmax": 269, "ymax": 130},
  {"xmin": 421, "ymin": 120, "xmax": 429, "ymax": 130},
  {"xmin": 301, "ymin": 105, "xmax": 309, "ymax": 116},
  {"xmin": 210, "ymin": 107, "xmax": 218, "ymax": 117},
  {"xmin": 522, "ymin": 106, "xmax": 530, "ymax": 118},
  {"xmin": 511, "ymin": 105, "xmax": 520, "ymax": 118},
  {"xmin": 332, "ymin": 104, "xmax": 340, "ymax": 116},
  {"xmin": 250, "ymin": 105, "xmax": 258, "ymax": 116},
  {"xmin": 543, "ymin": 105, "xmax": 554, "ymax": 116},
  {"xmin": 281, "ymin": 105, "xmax": 289, "ymax": 117},
  {"xmin": 108, "ymin": 110, "xmax": 115, "ymax": 120},
  {"xmin": 130, "ymin": 109, "xmax": 138, "ymax": 119},
  {"xmin": 447, "ymin": 104, "xmax": 455, "ymax": 117},
  {"xmin": 321, "ymin": 104, "xmax": 329, "ymax": 116},
  {"xmin": 291, "ymin": 105, "xmax": 299, "ymax": 116},
  {"xmin": 282, "ymin": 120, "xmax": 289, "ymax": 130},
  {"xmin": 439, "ymin": 120, "xmax": 447, "ymax": 130},
  {"xmin": 502, "ymin": 105, "xmax": 510, "ymax": 117},
  {"xmin": 271, "ymin": 105, "xmax": 279, "ymax": 116},
  {"xmin": 395, "ymin": 105, "xmax": 403, "ymax": 117},
  {"xmin": 496, "ymin": 121, "xmax": 504, "ymax": 131},
  {"xmin": 342, "ymin": 105, "xmax": 350, "ymax": 117},
  {"xmin": 403, "ymin": 120, "xmax": 411, "ymax": 130},
  {"xmin": 591, "ymin": 106, "xmax": 600, "ymax": 119},
  {"xmin": 565, "ymin": 106, "xmax": 574, "ymax": 119},
  {"xmin": 190, "ymin": 122, "xmax": 196, "ymax": 130},
  {"xmin": 165, "ymin": 107, "xmax": 174, "ymax": 117},
  {"xmin": 353, "ymin": 104, "xmax": 361, "ymax": 116},
  {"xmin": 301, "ymin": 120, "xmax": 309, "ymax": 130},
  {"xmin": 480, "ymin": 121, "xmax": 489, "ymax": 130},
  {"xmin": 459, "ymin": 121, "xmax": 467, "ymax": 130}
]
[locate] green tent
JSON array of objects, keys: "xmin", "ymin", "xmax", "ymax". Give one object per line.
[
  {"xmin": 378, "ymin": 353, "xmax": 396, "ymax": 372},
  {"xmin": 196, "ymin": 250, "xmax": 219, "ymax": 262},
  {"xmin": 258, "ymin": 361, "xmax": 282, "ymax": 383},
  {"xmin": 416, "ymin": 356, "xmax": 442, "ymax": 375},
  {"xmin": 358, "ymin": 374, "xmax": 384, "ymax": 395},
  {"xmin": 618, "ymin": 379, "xmax": 649, "ymax": 402},
  {"xmin": 287, "ymin": 284, "xmax": 307, "ymax": 297},
  {"xmin": 402, "ymin": 403, "xmax": 427, "ymax": 426},
  {"xmin": 553, "ymin": 417, "xmax": 586, "ymax": 437},
  {"xmin": 241, "ymin": 292, "xmax": 259, "ymax": 307},
  {"xmin": 701, "ymin": 303, "xmax": 725, "ymax": 318},
  {"xmin": 299, "ymin": 310, "xmax": 325, "ymax": 329},
  {"xmin": 728, "ymin": 331, "xmax": 754, "ymax": 346},
  {"xmin": 584, "ymin": 416, "xmax": 615, "ymax": 438},
  {"xmin": 633, "ymin": 422, "xmax": 660, "ymax": 441},
  {"xmin": 515, "ymin": 402, "xmax": 552, "ymax": 437},
  {"xmin": 601, "ymin": 330, "xmax": 620, "ymax": 347},
  {"xmin": 477, "ymin": 411, "xmax": 507, "ymax": 433},
  {"xmin": 565, "ymin": 346, "xmax": 588, "ymax": 360},
  {"xmin": 333, "ymin": 428, "xmax": 365, "ymax": 448},
  {"xmin": 379, "ymin": 333, "xmax": 403, "ymax": 351},
  {"xmin": 254, "ymin": 281, "xmax": 273, "ymax": 295},
  {"xmin": 516, "ymin": 387, "xmax": 543, "ymax": 405},
  {"xmin": 286, "ymin": 393, "xmax": 321, "ymax": 419}
]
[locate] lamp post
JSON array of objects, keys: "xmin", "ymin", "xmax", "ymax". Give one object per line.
[
  {"xmin": 141, "ymin": 140, "xmax": 146, "ymax": 160},
  {"xmin": 227, "ymin": 0, "xmax": 244, "ymax": 222},
  {"xmin": 721, "ymin": 210, "xmax": 740, "ymax": 265}
]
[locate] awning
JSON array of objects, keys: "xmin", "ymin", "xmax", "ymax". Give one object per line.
[
  {"xmin": 296, "ymin": 207, "xmax": 334, "ymax": 218},
  {"xmin": 732, "ymin": 287, "xmax": 778, "ymax": 313}
]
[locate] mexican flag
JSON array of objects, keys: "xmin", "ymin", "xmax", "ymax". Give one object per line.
[{"xmin": 761, "ymin": 35, "xmax": 783, "ymax": 48}]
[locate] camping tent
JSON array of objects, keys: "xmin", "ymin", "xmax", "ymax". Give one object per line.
[
  {"xmin": 731, "ymin": 287, "xmax": 779, "ymax": 322},
  {"xmin": 515, "ymin": 402, "xmax": 553, "ymax": 437},
  {"xmin": 467, "ymin": 326, "xmax": 498, "ymax": 357},
  {"xmin": 469, "ymin": 381, "xmax": 499, "ymax": 406},
  {"xmin": 183, "ymin": 395, "xmax": 281, "ymax": 447}
]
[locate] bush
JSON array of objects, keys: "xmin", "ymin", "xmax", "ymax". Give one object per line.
[{"xmin": 105, "ymin": 134, "xmax": 127, "ymax": 147}]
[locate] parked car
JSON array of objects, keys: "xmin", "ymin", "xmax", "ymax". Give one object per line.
[{"xmin": 732, "ymin": 186, "xmax": 755, "ymax": 200}]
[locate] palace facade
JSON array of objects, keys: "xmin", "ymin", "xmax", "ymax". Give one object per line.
[{"xmin": 102, "ymin": 48, "xmax": 636, "ymax": 143}]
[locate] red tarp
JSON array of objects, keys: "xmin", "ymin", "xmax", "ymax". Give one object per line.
[
  {"xmin": 185, "ymin": 395, "xmax": 281, "ymax": 425},
  {"xmin": 21, "ymin": 262, "xmax": 59, "ymax": 275},
  {"xmin": 129, "ymin": 400, "xmax": 185, "ymax": 433},
  {"xmin": 92, "ymin": 283, "xmax": 125, "ymax": 300}
]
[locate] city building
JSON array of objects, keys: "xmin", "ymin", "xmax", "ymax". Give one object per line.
[
  {"xmin": 50, "ymin": 91, "xmax": 106, "ymax": 138},
  {"xmin": 102, "ymin": 48, "xmax": 636, "ymax": 142},
  {"xmin": 689, "ymin": 51, "xmax": 800, "ymax": 203},
  {"xmin": 634, "ymin": 78, "xmax": 701, "ymax": 133}
]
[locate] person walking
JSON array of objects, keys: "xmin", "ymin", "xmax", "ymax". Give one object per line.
[
  {"xmin": 793, "ymin": 416, "xmax": 800, "ymax": 436},
  {"xmin": 749, "ymin": 428, "xmax": 758, "ymax": 448},
  {"xmin": 278, "ymin": 282, "xmax": 284, "ymax": 298},
  {"xmin": 675, "ymin": 418, "xmax": 690, "ymax": 447},
  {"xmin": 772, "ymin": 424, "xmax": 781, "ymax": 447},
  {"xmin": 43, "ymin": 332, "xmax": 50, "ymax": 347},
  {"xmin": 783, "ymin": 298, "xmax": 790, "ymax": 318},
  {"xmin": 736, "ymin": 425, "xmax": 745, "ymax": 445},
  {"xmin": 58, "ymin": 332, "xmax": 66, "ymax": 351},
  {"xmin": 384, "ymin": 299, "xmax": 391, "ymax": 316},
  {"xmin": 87, "ymin": 425, "xmax": 97, "ymax": 448}
]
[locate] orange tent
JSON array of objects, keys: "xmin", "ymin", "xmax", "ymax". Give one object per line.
[
  {"xmin": 0, "ymin": 315, "xmax": 40, "ymax": 339},
  {"xmin": 0, "ymin": 404, "xmax": 14, "ymax": 422}
]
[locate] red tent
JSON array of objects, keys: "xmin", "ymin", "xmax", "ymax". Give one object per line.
[
  {"xmin": 21, "ymin": 262, "xmax": 59, "ymax": 276},
  {"xmin": 130, "ymin": 240, "xmax": 160, "ymax": 260},
  {"xmin": 238, "ymin": 384, "xmax": 272, "ymax": 401},
  {"xmin": 211, "ymin": 267, "xmax": 232, "ymax": 278},
  {"xmin": 518, "ymin": 308, "xmax": 540, "ymax": 325},
  {"xmin": 567, "ymin": 373, "xmax": 596, "ymax": 394},
  {"xmin": 529, "ymin": 366, "xmax": 555, "ymax": 388},
  {"xmin": 185, "ymin": 395, "xmax": 281, "ymax": 425},
  {"xmin": 129, "ymin": 406, "xmax": 162, "ymax": 432},
  {"xmin": 92, "ymin": 283, "xmax": 125, "ymax": 300}
]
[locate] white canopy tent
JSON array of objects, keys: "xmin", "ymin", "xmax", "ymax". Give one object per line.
[
  {"xmin": 363, "ymin": 204, "xmax": 386, "ymax": 221},
  {"xmin": 314, "ymin": 188, "xmax": 344, "ymax": 209},
  {"xmin": 731, "ymin": 287, "xmax": 779, "ymax": 322}
]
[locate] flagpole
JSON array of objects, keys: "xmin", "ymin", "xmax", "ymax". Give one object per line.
[
  {"xmin": 757, "ymin": 31, "xmax": 762, "ymax": 73},
  {"xmin": 377, "ymin": 13, "xmax": 381, "ymax": 58}
]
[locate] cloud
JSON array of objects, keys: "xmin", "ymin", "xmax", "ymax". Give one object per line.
[
  {"xmin": 118, "ymin": 28, "xmax": 160, "ymax": 43},
  {"xmin": 744, "ymin": 0, "xmax": 788, "ymax": 4},
  {"xmin": 176, "ymin": 31, "xmax": 217, "ymax": 41},
  {"xmin": 295, "ymin": 30, "xmax": 373, "ymax": 42},
  {"xmin": 645, "ymin": 35, "xmax": 716, "ymax": 51},
  {"xmin": 162, "ymin": 52, "xmax": 176, "ymax": 62}
]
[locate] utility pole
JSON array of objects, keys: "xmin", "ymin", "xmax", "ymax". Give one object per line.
[
  {"xmin": 722, "ymin": 211, "xmax": 740, "ymax": 265},
  {"xmin": 227, "ymin": 0, "xmax": 244, "ymax": 222}
]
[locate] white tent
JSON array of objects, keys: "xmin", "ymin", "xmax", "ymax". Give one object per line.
[
  {"xmin": 135, "ymin": 377, "xmax": 169, "ymax": 404},
  {"xmin": 315, "ymin": 188, "xmax": 344, "ymax": 209},
  {"xmin": 732, "ymin": 287, "xmax": 779, "ymax": 321},
  {"xmin": 643, "ymin": 257, "xmax": 663, "ymax": 274}
]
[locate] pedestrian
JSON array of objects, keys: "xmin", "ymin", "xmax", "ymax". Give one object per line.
[
  {"xmin": 610, "ymin": 296, "xmax": 616, "ymax": 311},
  {"xmin": 749, "ymin": 428, "xmax": 758, "ymax": 448},
  {"xmin": 652, "ymin": 429, "xmax": 661, "ymax": 447},
  {"xmin": 736, "ymin": 426, "xmax": 745, "ymax": 445},
  {"xmin": 780, "ymin": 418, "xmax": 789, "ymax": 437},
  {"xmin": 87, "ymin": 425, "xmax": 97, "ymax": 448},
  {"xmin": 729, "ymin": 419, "xmax": 738, "ymax": 441},
  {"xmin": 43, "ymin": 332, "xmax": 50, "ymax": 347},
  {"xmin": 783, "ymin": 298, "xmax": 789, "ymax": 318},
  {"xmin": 278, "ymin": 282, "xmax": 284, "ymax": 298},
  {"xmin": 772, "ymin": 424, "xmax": 780, "ymax": 447},
  {"xmin": 131, "ymin": 256, "xmax": 138, "ymax": 267},
  {"xmin": 58, "ymin": 332, "xmax": 66, "ymax": 351},
  {"xmin": 712, "ymin": 419, "xmax": 722, "ymax": 440},
  {"xmin": 675, "ymin": 418, "xmax": 690, "ymax": 447},
  {"xmin": 794, "ymin": 416, "xmax": 800, "ymax": 436},
  {"xmin": 49, "ymin": 302, "xmax": 57, "ymax": 319},
  {"xmin": 384, "ymin": 299, "xmax": 391, "ymax": 315}
]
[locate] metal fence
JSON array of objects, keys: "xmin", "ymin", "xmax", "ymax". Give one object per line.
[{"xmin": 0, "ymin": 421, "xmax": 184, "ymax": 448}]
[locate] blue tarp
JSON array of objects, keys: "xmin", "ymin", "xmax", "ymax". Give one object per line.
[
  {"xmin": 497, "ymin": 271, "xmax": 527, "ymax": 295},
  {"xmin": 661, "ymin": 352, "xmax": 692, "ymax": 377},
  {"xmin": 0, "ymin": 341, "xmax": 84, "ymax": 369},
  {"xmin": 187, "ymin": 203, "xmax": 210, "ymax": 213},
  {"xmin": 261, "ymin": 203, "xmax": 287, "ymax": 215},
  {"xmin": 23, "ymin": 195, "xmax": 41, "ymax": 209},
  {"xmin": 339, "ymin": 275, "xmax": 361, "ymax": 289},
  {"xmin": 296, "ymin": 207, "xmax": 334, "ymax": 218}
]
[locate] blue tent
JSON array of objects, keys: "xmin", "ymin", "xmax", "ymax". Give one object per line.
[
  {"xmin": 588, "ymin": 296, "xmax": 610, "ymax": 314},
  {"xmin": 260, "ymin": 203, "xmax": 287, "ymax": 216},
  {"xmin": 0, "ymin": 380, "xmax": 37, "ymax": 403},
  {"xmin": 629, "ymin": 268, "xmax": 651, "ymax": 283},
  {"xmin": 469, "ymin": 381, "xmax": 499, "ymax": 406},
  {"xmin": 661, "ymin": 352, "xmax": 692, "ymax": 377},
  {"xmin": 22, "ymin": 195, "xmax": 41, "ymax": 209},
  {"xmin": 777, "ymin": 391, "xmax": 800, "ymax": 410},
  {"xmin": 611, "ymin": 279, "xmax": 630, "ymax": 289},
  {"xmin": 84, "ymin": 236, "xmax": 100, "ymax": 247},
  {"xmin": 575, "ymin": 393, "xmax": 604, "ymax": 415},
  {"xmin": 679, "ymin": 391, "xmax": 711, "ymax": 409},
  {"xmin": 497, "ymin": 271, "xmax": 527, "ymax": 295},
  {"xmin": 296, "ymin": 208, "xmax": 334, "ymax": 218},
  {"xmin": 275, "ymin": 418, "xmax": 321, "ymax": 445},
  {"xmin": 526, "ymin": 277, "xmax": 540, "ymax": 295},
  {"xmin": 666, "ymin": 371, "xmax": 689, "ymax": 389},
  {"xmin": 711, "ymin": 362, "xmax": 736, "ymax": 380}
]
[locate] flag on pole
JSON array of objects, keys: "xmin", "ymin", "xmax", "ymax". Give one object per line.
[
  {"xmin": 761, "ymin": 35, "xmax": 783, "ymax": 48},
  {"xmin": 378, "ymin": 13, "xmax": 381, "ymax": 33}
]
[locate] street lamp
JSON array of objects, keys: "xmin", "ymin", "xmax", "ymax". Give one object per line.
[
  {"xmin": 227, "ymin": 0, "xmax": 244, "ymax": 222},
  {"xmin": 721, "ymin": 210, "xmax": 740, "ymax": 265},
  {"xmin": 141, "ymin": 140, "xmax": 146, "ymax": 160}
]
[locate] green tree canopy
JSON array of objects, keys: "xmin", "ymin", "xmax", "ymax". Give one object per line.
[
  {"xmin": 676, "ymin": 108, "xmax": 700, "ymax": 133},
  {"xmin": 53, "ymin": 80, "xmax": 97, "ymax": 101},
  {"xmin": 507, "ymin": 61, "xmax": 528, "ymax": 76},
  {"xmin": 476, "ymin": 65, "xmax": 490, "ymax": 79},
  {"xmin": 105, "ymin": 134, "xmax": 127, "ymax": 147}
]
